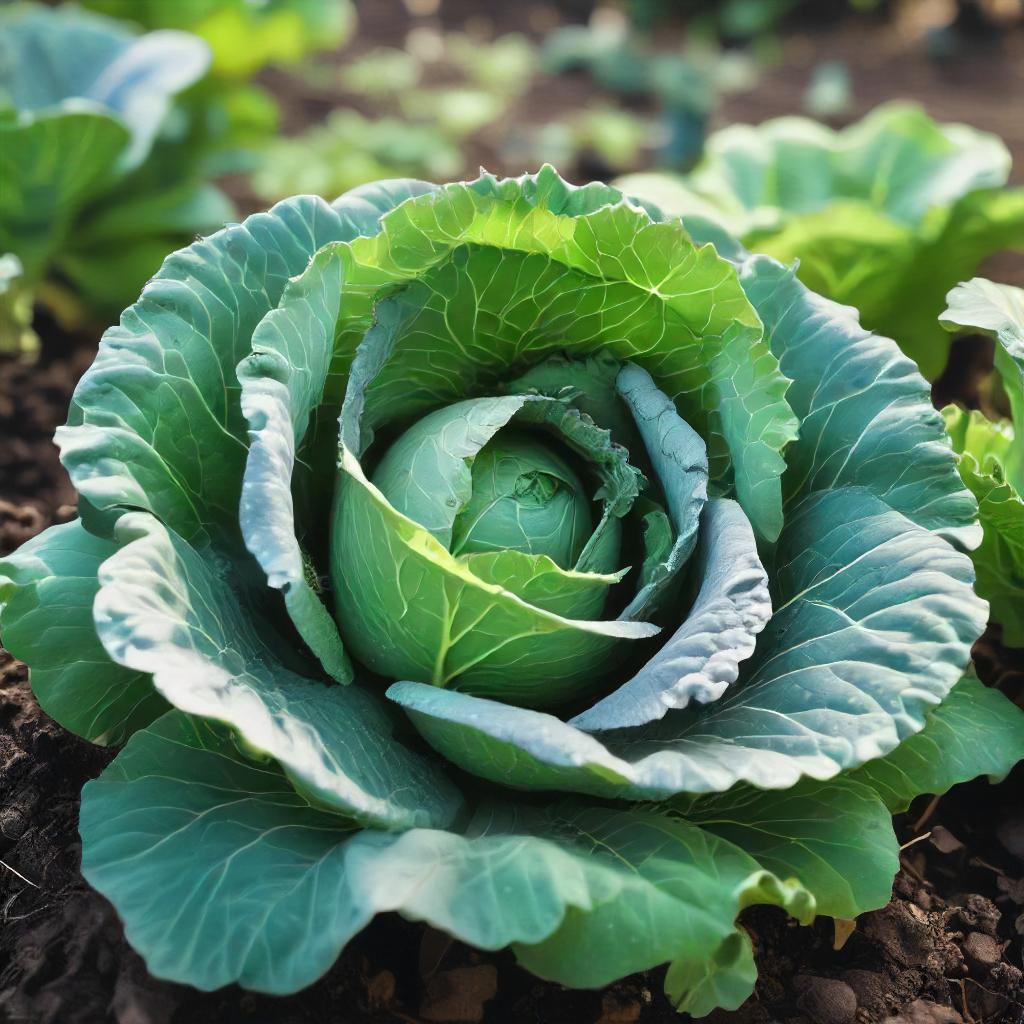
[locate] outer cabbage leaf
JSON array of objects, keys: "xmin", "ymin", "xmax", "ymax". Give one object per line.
[
  {"xmin": 617, "ymin": 104, "xmax": 1023, "ymax": 379},
  {"xmin": 93, "ymin": 510, "xmax": 461, "ymax": 831},
  {"xmin": 55, "ymin": 195, "xmax": 361, "ymax": 547},
  {"xmin": 0, "ymin": 520, "xmax": 164, "ymax": 745},
  {"xmin": 712, "ymin": 248, "xmax": 980, "ymax": 548},
  {"xmin": 390, "ymin": 488, "xmax": 984, "ymax": 797},
  {"xmin": 676, "ymin": 777, "xmax": 900, "ymax": 920},
  {"xmin": 235, "ymin": 179, "xmax": 439, "ymax": 677},
  {"xmin": 850, "ymin": 671, "xmax": 1024, "ymax": 813},
  {"xmin": 81, "ymin": 709, "xmax": 812, "ymax": 1007}
]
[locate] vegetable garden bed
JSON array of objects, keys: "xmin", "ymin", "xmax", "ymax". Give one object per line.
[{"xmin": 2, "ymin": 4, "xmax": 1024, "ymax": 1024}]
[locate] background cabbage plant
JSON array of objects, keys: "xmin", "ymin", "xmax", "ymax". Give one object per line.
[
  {"xmin": 2, "ymin": 168, "xmax": 1023, "ymax": 1014},
  {"xmin": 941, "ymin": 277, "xmax": 1024, "ymax": 647},
  {"xmin": 616, "ymin": 103, "xmax": 1024, "ymax": 380},
  {"xmin": 0, "ymin": 3, "xmax": 233, "ymax": 351}
]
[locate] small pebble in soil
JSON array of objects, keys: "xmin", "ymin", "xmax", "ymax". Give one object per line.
[
  {"xmin": 794, "ymin": 976, "xmax": 858, "ymax": 1024},
  {"xmin": 960, "ymin": 930, "xmax": 1003, "ymax": 973}
]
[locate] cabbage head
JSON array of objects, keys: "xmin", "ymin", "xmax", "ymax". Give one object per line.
[
  {"xmin": 3, "ymin": 168, "xmax": 1023, "ymax": 1014},
  {"xmin": 616, "ymin": 103, "xmax": 1024, "ymax": 381}
]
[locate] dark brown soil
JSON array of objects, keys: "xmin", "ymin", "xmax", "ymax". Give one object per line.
[{"xmin": 3, "ymin": 4, "xmax": 1024, "ymax": 1023}]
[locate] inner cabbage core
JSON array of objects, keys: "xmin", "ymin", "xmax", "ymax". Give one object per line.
[
  {"xmin": 372, "ymin": 415, "xmax": 596, "ymax": 571},
  {"xmin": 450, "ymin": 430, "xmax": 591, "ymax": 567}
]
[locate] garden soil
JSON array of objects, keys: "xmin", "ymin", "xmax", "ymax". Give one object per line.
[{"xmin": 3, "ymin": 5, "xmax": 1024, "ymax": 1022}]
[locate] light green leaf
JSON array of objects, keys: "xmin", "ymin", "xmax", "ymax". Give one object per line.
[
  {"xmin": 0, "ymin": 520, "xmax": 164, "ymax": 745},
  {"xmin": 56, "ymin": 178, "xmax": 234, "ymax": 317},
  {"xmin": 82, "ymin": 0, "xmax": 356, "ymax": 79},
  {"xmin": 372, "ymin": 396, "xmax": 541, "ymax": 550},
  {"xmin": 677, "ymin": 778, "xmax": 899, "ymax": 919},
  {"xmin": 570, "ymin": 499, "xmax": 769, "ymax": 730},
  {"xmin": 389, "ymin": 488, "xmax": 985, "ymax": 797},
  {"xmin": 0, "ymin": 111, "xmax": 130, "ymax": 279},
  {"xmin": 94, "ymin": 511, "xmax": 461, "ymax": 830},
  {"xmin": 664, "ymin": 929, "xmax": 758, "ymax": 1019},
  {"xmin": 881, "ymin": 188, "xmax": 1024, "ymax": 380},
  {"xmin": 729, "ymin": 251, "xmax": 980, "ymax": 548},
  {"xmin": 81, "ymin": 711, "xmax": 811, "ymax": 1010},
  {"xmin": 943, "ymin": 406, "xmax": 1024, "ymax": 645},
  {"xmin": 320, "ymin": 165, "xmax": 796, "ymax": 541},
  {"xmin": 849, "ymin": 672, "xmax": 1024, "ymax": 812}
]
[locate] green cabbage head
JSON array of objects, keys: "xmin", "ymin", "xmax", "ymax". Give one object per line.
[{"xmin": 2, "ymin": 168, "xmax": 1024, "ymax": 1014}]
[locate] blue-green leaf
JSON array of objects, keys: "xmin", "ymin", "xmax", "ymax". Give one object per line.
[
  {"xmin": 56, "ymin": 195, "xmax": 358, "ymax": 547},
  {"xmin": 849, "ymin": 671, "xmax": 1024, "ymax": 812},
  {"xmin": 82, "ymin": 710, "xmax": 811, "ymax": 1009},
  {"xmin": 729, "ymin": 252, "xmax": 981, "ymax": 549},
  {"xmin": 94, "ymin": 511, "xmax": 461, "ymax": 830},
  {"xmin": 571, "ymin": 499, "xmax": 769, "ymax": 730},
  {"xmin": 0, "ymin": 520, "xmax": 163, "ymax": 745},
  {"xmin": 677, "ymin": 778, "xmax": 899, "ymax": 920},
  {"xmin": 81, "ymin": 711, "xmax": 371, "ymax": 993},
  {"xmin": 616, "ymin": 362, "xmax": 709, "ymax": 619}
]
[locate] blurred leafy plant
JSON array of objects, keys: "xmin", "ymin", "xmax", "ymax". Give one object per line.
[
  {"xmin": 508, "ymin": 106, "xmax": 657, "ymax": 177},
  {"xmin": 618, "ymin": 104, "xmax": 1024, "ymax": 379},
  {"xmin": 267, "ymin": 31, "xmax": 539, "ymax": 200},
  {"xmin": 83, "ymin": 0, "xmax": 355, "ymax": 178},
  {"xmin": 542, "ymin": 16, "xmax": 756, "ymax": 168},
  {"xmin": 252, "ymin": 111, "xmax": 462, "ymax": 202},
  {"xmin": 0, "ymin": 3, "xmax": 232, "ymax": 351}
]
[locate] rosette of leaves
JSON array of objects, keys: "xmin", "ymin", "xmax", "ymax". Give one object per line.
[
  {"xmin": 0, "ymin": 3, "xmax": 233, "ymax": 349},
  {"xmin": 3, "ymin": 168, "xmax": 1023, "ymax": 1013},
  {"xmin": 941, "ymin": 278, "xmax": 1024, "ymax": 647},
  {"xmin": 616, "ymin": 103, "xmax": 1024, "ymax": 380}
]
